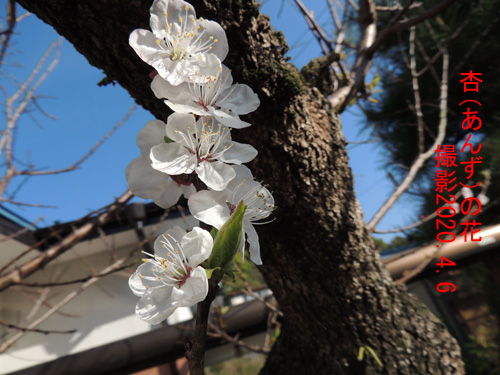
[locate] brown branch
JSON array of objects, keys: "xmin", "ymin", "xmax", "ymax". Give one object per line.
[
  {"xmin": 0, "ymin": 249, "xmax": 134, "ymax": 353},
  {"xmin": 0, "ymin": 216, "xmax": 41, "ymax": 243},
  {"xmin": 0, "ymin": 190, "xmax": 133, "ymax": 292},
  {"xmin": 294, "ymin": 0, "xmax": 332, "ymax": 55},
  {"xmin": 207, "ymin": 320, "xmax": 271, "ymax": 355},
  {"xmin": 0, "ymin": 318, "xmax": 76, "ymax": 335},
  {"xmin": 0, "ymin": 0, "xmax": 17, "ymax": 67},
  {"xmin": 367, "ymin": 49, "xmax": 449, "ymax": 232},
  {"xmin": 0, "ymin": 198, "xmax": 57, "ymax": 207},
  {"xmin": 0, "ymin": 226, "xmax": 66, "ymax": 275},
  {"xmin": 11, "ymin": 264, "xmax": 131, "ymax": 287},
  {"xmin": 185, "ymin": 277, "xmax": 220, "ymax": 375},
  {"xmin": 373, "ymin": 191, "xmax": 461, "ymax": 234},
  {"xmin": 409, "ymin": 27, "xmax": 425, "ymax": 154},
  {"xmin": 18, "ymin": 106, "xmax": 137, "ymax": 176},
  {"xmin": 368, "ymin": 0, "xmax": 458, "ymax": 55}
]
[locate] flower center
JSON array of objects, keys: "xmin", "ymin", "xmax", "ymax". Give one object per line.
[
  {"xmin": 141, "ymin": 233, "xmax": 193, "ymax": 288},
  {"xmin": 159, "ymin": 8, "xmax": 219, "ymax": 61},
  {"xmin": 170, "ymin": 173, "xmax": 194, "ymax": 186},
  {"xmin": 227, "ymin": 202, "xmax": 237, "ymax": 214},
  {"xmin": 187, "ymin": 67, "xmax": 233, "ymax": 112},
  {"xmin": 173, "ymin": 119, "xmax": 233, "ymax": 164},
  {"xmin": 230, "ymin": 181, "xmax": 275, "ymax": 223},
  {"xmin": 175, "ymin": 266, "xmax": 192, "ymax": 287}
]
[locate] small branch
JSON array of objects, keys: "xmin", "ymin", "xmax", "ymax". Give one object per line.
[
  {"xmin": 368, "ymin": 0, "xmax": 458, "ymax": 56},
  {"xmin": 0, "ymin": 198, "xmax": 57, "ymax": 207},
  {"xmin": 11, "ymin": 264, "xmax": 131, "ymax": 287},
  {"xmin": 367, "ymin": 49, "xmax": 449, "ymax": 232},
  {"xmin": 294, "ymin": 0, "xmax": 332, "ymax": 55},
  {"xmin": 18, "ymin": 106, "xmax": 137, "ymax": 176},
  {"xmin": 409, "ymin": 27, "xmax": 425, "ymax": 154},
  {"xmin": 0, "ymin": 318, "xmax": 76, "ymax": 335},
  {"xmin": 207, "ymin": 321, "xmax": 271, "ymax": 355},
  {"xmin": 0, "ymin": 190, "xmax": 133, "ymax": 292},
  {"xmin": 0, "ymin": 251, "xmax": 133, "ymax": 353},
  {"xmin": 376, "ymin": 3, "xmax": 423, "ymax": 12},
  {"xmin": 0, "ymin": 216, "xmax": 41, "ymax": 243},
  {"xmin": 373, "ymin": 191, "xmax": 461, "ymax": 233}
]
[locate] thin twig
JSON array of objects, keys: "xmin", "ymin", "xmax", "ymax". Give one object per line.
[
  {"xmin": 0, "ymin": 318, "xmax": 76, "ymax": 335},
  {"xmin": 367, "ymin": 48, "xmax": 449, "ymax": 231}
]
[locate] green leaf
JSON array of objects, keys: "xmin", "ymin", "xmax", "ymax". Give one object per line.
[
  {"xmin": 210, "ymin": 227, "xmax": 219, "ymax": 239},
  {"xmin": 164, "ymin": 136, "xmax": 175, "ymax": 143},
  {"xmin": 207, "ymin": 201, "xmax": 246, "ymax": 270}
]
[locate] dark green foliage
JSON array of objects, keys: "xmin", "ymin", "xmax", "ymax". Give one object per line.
[{"xmin": 364, "ymin": 0, "xmax": 500, "ymax": 240}]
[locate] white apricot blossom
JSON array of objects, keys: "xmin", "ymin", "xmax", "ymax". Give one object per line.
[
  {"xmin": 129, "ymin": 0, "xmax": 228, "ymax": 85},
  {"xmin": 126, "ymin": 119, "xmax": 195, "ymax": 209},
  {"xmin": 151, "ymin": 65, "xmax": 260, "ymax": 128},
  {"xmin": 129, "ymin": 226, "xmax": 213, "ymax": 324},
  {"xmin": 150, "ymin": 113, "xmax": 258, "ymax": 191},
  {"xmin": 188, "ymin": 165, "xmax": 274, "ymax": 265}
]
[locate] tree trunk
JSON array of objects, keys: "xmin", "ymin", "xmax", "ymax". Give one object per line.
[{"xmin": 16, "ymin": 0, "xmax": 464, "ymax": 373}]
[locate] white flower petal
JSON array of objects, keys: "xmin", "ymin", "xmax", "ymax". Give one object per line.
[
  {"xmin": 220, "ymin": 142, "xmax": 258, "ymax": 164},
  {"xmin": 153, "ymin": 227, "xmax": 187, "ymax": 259},
  {"xmin": 181, "ymin": 227, "xmax": 213, "ymax": 267},
  {"xmin": 150, "ymin": 0, "xmax": 195, "ymax": 37},
  {"xmin": 136, "ymin": 287, "xmax": 176, "ymax": 324},
  {"xmin": 150, "ymin": 142, "xmax": 197, "ymax": 175},
  {"xmin": 136, "ymin": 119, "xmax": 168, "ymax": 155},
  {"xmin": 180, "ymin": 183, "xmax": 196, "ymax": 198},
  {"xmin": 165, "ymin": 113, "xmax": 197, "ymax": 146},
  {"xmin": 220, "ymin": 83, "xmax": 260, "ymax": 115},
  {"xmin": 245, "ymin": 222, "xmax": 262, "ymax": 265},
  {"xmin": 186, "ymin": 53, "xmax": 222, "ymax": 81},
  {"xmin": 196, "ymin": 160, "xmax": 236, "ymax": 191},
  {"xmin": 171, "ymin": 267, "xmax": 208, "ymax": 307},
  {"xmin": 212, "ymin": 109, "xmax": 251, "ymax": 129},
  {"xmin": 126, "ymin": 156, "xmax": 167, "ymax": 197},
  {"xmin": 129, "ymin": 262, "xmax": 164, "ymax": 296},
  {"xmin": 129, "ymin": 29, "xmax": 164, "ymax": 66},
  {"xmin": 198, "ymin": 19, "xmax": 229, "ymax": 61},
  {"xmin": 151, "ymin": 75, "xmax": 191, "ymax": 101},
  {"xmin": 188, "ymin": 190, "xmax": 230, "ymax": 229},
  {"xmin": 166, "ymin": 100, "xmax": 208, "ymax": 117},
  {"xmin": 155, "ymin": 181, "xmax": 189, "ymax": 208},
  {"xmin": 230, "ymin": 165, "xmax": 255, "ymax": 186}
]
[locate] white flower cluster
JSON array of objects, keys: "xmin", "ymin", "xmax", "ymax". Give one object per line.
[{"xmin": 127, "ymin": 0, "xmax": 275, "ymax": 323}]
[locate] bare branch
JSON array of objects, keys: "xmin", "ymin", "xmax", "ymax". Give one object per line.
[
  {"xmin": 409, "ymin": 27, "xmax": 425, "ymax": 154},
  {"xmin": 0, "ymin": 318, "xmax": 76, "ymax": 335},
  {"xmin": 207, "ymin": 321, "xmax": 271, "ymax": 355},
  {"xmin": 0, "ymin": 190, "xmax": 133, "ymax": 292},
  {"xmin": 376, "ymin": 3, "xmax": 423, "ymax": 12},
  {"xmin": 17, "ymin": 106, "xmax": 137, "ymax": 176},
  {"xmin": 368, "ymin": 0, "xmax": 458, "ymax": 55},
  {"xmin": 0, "ymin": 198, "xmax": 57, "ymax": 207},
  {"xmin": 0, "ymin": 216, "xmax": 41, "ymax": 243},
  {"xmin": 0, "ymin": 251, "xmax": 133, "ymax": 353},
  {"xmin": 373, "ymin": 190, "xmax": 461, "ymax": 234},
  {"xmin": 367, "ymin": 49, "xmax": 449, "ymax": 232},
  {"xmin": 0, "ymin": 0, "xmax": 17, "ymax": 67},
  {"xmin": 11, "ymin": 263, "xmax": 131, "ymax": 287},
  {"xmin": 294, "ymin": 0, "xmax": 332, "ymax": 55}
]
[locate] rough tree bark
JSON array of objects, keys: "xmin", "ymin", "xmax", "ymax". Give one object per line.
[{"xmin": 15, "ymin": 0, "xmax": 464, "ymax": 374}]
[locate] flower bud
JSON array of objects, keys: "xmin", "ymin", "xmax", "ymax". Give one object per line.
[{"xmin": 207, "ymin": 201, "xmax": 246, "ymax": 270}]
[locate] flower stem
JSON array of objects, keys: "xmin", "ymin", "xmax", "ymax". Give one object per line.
[{"xmin": 185, "ymin": 276, "xmax": 220, "ymax": 375}]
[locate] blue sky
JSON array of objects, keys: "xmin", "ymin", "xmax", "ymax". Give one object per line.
[{"xmin": 1, "ymin": 0, "xmax": 417, "ymax": 239}]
